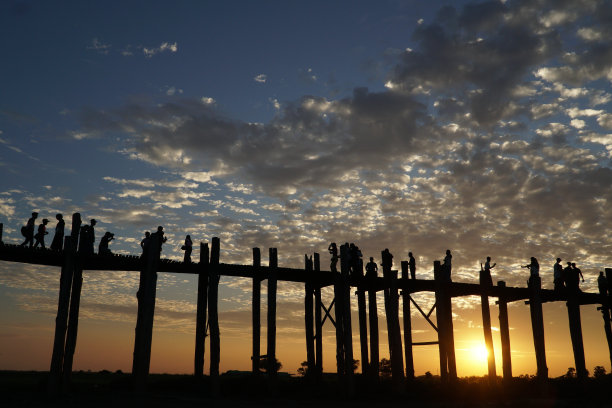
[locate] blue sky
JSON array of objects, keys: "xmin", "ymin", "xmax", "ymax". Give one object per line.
[{"xmin": 1, "ymin": 0, "xmax": 612, "ymax": 376}]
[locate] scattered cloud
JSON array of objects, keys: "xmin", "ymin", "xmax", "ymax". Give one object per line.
[
  {"xmin": 86, "ymin": 38, "xmax": 111, "ymax": 55},
  {"xmin": 143, "ymin": 42, "xmax": 178, "ymax": 57},
  {"xmin": 254, "ymin": 74, "xmax": 267, "ymax": 83}
]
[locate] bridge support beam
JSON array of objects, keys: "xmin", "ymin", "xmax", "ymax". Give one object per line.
[
  {"xmin": 194, "ymin": 243, "xmax": 209, "ymax": 377},
  {"xmin": 480, "ymin": 269, "xmax": 496, "ymax": 384},
  {"xmin": 497, "ymin": 281, "xmax": 512, "ymax": 381},
  {"xmin": 252, "ymin": 247, "xmax": 261, "ymax": 374},
  {"xmin": 208, "ymin": 237, "xmax": 221, "ymax": 394},
  {"xmin": 401, "ymin": 261, "xmax": 414, "ymax": 380}
]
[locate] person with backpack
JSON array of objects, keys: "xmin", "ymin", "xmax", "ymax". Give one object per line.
[
  {"xmin": 33, "ymin": 218, "xmax": 49, "ymax": 248},
  {"xmin": 20, "ymin": 212, "xmax": 38, "ymax": 247}
]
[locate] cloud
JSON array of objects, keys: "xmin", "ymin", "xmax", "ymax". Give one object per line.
[
  {"xmin": 254, "ymin": 74, "xmax": 267, "ymax": 83},
  {"xmin": 143, "ymin": 42, "xmax": 178, "ymax": 58},
  {"xmin": 86, "ymin": 38, "xmax": 111, "ymax": 54}
]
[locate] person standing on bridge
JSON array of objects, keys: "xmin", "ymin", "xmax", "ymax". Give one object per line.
[
  {"xmin": 182, "ymin": 234, "xmax": 193, "ymax": 263},
  {"xmin": 50, "ymin": 214, "xmax": 64, "ymax": 251},
  {"xmin": 88, "ymin": 219, "xmax": 97, "ymax": 254},
  {"xmin": 381, "ymin": 248, "xmax": 393, "ymax": 274},
  {"xmin": 33, "ymin": 218, "xmax": 49, "ymax": 248},
  {"xmin": 553, "ymin": 258, "xmax": 564, "ymax": 291},
  {"xmin": 443, "ymin": 249, "xmax": 452, "ymax": 282},
  {"xmin": 482, "ymin": 256, "xmax": 495, "ymax": 286},
  {"xmin": 408, "ymin": 251, "xmax": 416, "ymax": 279},
  {"xmin": 152, "ymin": 226, "xmax": 167, "ymax": 253},
  {"xmin": 523, "ymin": 257, "xmax": 539, "ymax": 287},
  {"xmin": 570, "ymin": 262, "xmax": 584, "ymax": 292},
  {"xmin": 20, "ymin": 212, "xmax": 38, "ymax": 247},
  {"xmin": 328, "ymin": 242, "xmax": 338, "ymax": 273}
]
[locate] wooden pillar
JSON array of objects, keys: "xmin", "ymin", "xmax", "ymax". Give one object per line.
[
  {"xmin": 313, "ymin": 253, "xmax": 323, "ymax": 379},
  {"xmin": 47, "ymin": 235, "xmax": 75, "ymax": 394},
  {"xmin": 356, "ymin": 259, "xmax": 369, "ymax": 375},
  {"xmin": 401, "ymin": 261, "xmax": 414, "ymax": 379},
  {"xmin": 70, "ymin": 213, "xmax": 81, "ymax": 250},
  {"xmin": 305, "ymin": 255, "xmax": 315, "ymax": 376},
  {"xmin": 333, "ymin": 248, "xmax": 346, "ymax": 379},
  {"xmin": 566, "ymin": 292, "xmax": 587, "ymax": 379},
  {"xmin": 600, "ymin": 268, "xmax": 612, "ymax": 369},
  {"xmin": 208, "ymin": 237, "xmax": 221, "ymax": 393},
  {"xmin": 267, "ymin": 248, "xmax": 278, "ymax": 377},
  {"xmin": 528, "ymin": 276, "xmax": 548, "ymax": 380},
  {"xmin": 194, "ymin": 243, "xmax": 209, "ymax": 377},
  {"xmin": 480, "ymin": 270, "xmax": 496, "ymax": 382},
  {"xmin": 132, "ymin": 232, "xmax": 160, "ymax": 388},
  {"xmin": 339, "ymin": 244, "xmax": 354, "ymax": 395},
  {"xmin": 367, "ymin": 263, "xmax": 379, "ymax": 379},
  {"xmin": 62, "ymin": 258, "xmax": 83, "ymax": 391},
  {"xmin": 383, "ymin": 262, "xmax": 404, "ymax": 384},
  {"xmin": 497, "ymin": 281, "xmax": 512, "ymax": 381},
  {"xmin": 434, "ymin": 260, "xmax": 456, "ymax": 382},
  {"xmin": 252, "ymin": 247, "xmax": 261, "ymax": 374},
  {"xmin": 0, "ymin": 223, "xmax": 3, "ymax": 243}
]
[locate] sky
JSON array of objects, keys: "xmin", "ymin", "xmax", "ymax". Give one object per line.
[{"xmin": 1, "ymin": 0, "xmax": 612, "ymax": 377}]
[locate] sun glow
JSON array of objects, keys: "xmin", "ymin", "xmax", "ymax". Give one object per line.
[{"xmin": 471, "ymin": 344, "xmax": 489, "ymax": 362}]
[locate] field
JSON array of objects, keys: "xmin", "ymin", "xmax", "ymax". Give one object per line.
[{"xmin": 2, "ymin": 371, "xmax": 611, "ymax": 408}]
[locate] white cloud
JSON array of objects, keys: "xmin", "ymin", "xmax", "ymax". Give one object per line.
[
  {"xmin": 570, "ymin": 119, "xmax": 585, "ymax": 129},
  {"xmin": 597, "ymin": 113, "xmax": 612, "ymax": 129},
  {"xmin": 254, "ymin": 74, "xmax": 267, "ymax": 83},
  {"xmin": 143, "ymin": 42, "xmax": 178, "ymax": 57}
]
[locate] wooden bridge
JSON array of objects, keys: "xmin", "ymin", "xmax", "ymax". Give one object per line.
[{"xmin": 0, "ymin": 215, "xmax": 611, "ymax": 396}]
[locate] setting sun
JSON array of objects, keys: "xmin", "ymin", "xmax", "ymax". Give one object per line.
[{"xmin": 471, "ymin": 344, "xmax": 489, "ymax": 362}]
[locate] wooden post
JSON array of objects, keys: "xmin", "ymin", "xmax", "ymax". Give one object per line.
[
  {"xmin": 600, "ymin": 268, "xmax": 612, "ymax": 369},
  {"xmin": 252, "ymin": 247, "xmax": 261, "ymax": 374},
  {"xmin": 383, "ymin": 262, "xmax": 404, "ymax": 384},
  {"xmin": 434, "ymin": 260, "xmax": 457, "ymax": 382},
  {"xmin": 314, "ymin": 253, "xmax": 323, "ymax": 379},
  {"xmin": 497, "ymin": 281, "xmax": 512, "ymax": 381},
  {"xmin": 0, "ymin": 223, "xmax": 3, "ymax": 243},
  {"xmin": 356, "ymin": 259, "xmax": 369, "ymax": 375},
  {"xmin": 367, "ymin": 261, "xmax": 379, "ymax": 379},
  {"xmin": 305, "ymin": 255, "xmax": 316, "ymax": 377},
  {"xmin": 209, "ymin": 237, "xmax": 221, "ymax": 393},
  {"xmin": 194, "ymin": 243, "xmax": 209, "ymax": 377},
  {"xmin": 339, "ymin": 244, "xmax": 354, "ymax": 395},
  {"xmin": 401, "ymin": 261, "xmax": 414, "ymax": 379},
  {"xmin": 70, "ymin": 213, "xmax": 81, "ymax": 249},
  {"xmin": 47, "ymin": 235, "xmax": 75, "ymax": 394},
  {"xmin": 566, "ymin": 291, "xmax": 587, "ymax": 379},
  {"xmin": 267, "ymin": 248, "xmax": 278, "ymax": 378},
  {"xmin": 62, "ymin": 258, "xmax": 83, "ymax": 391},
  {"xmin": 132, "ymin": 232, "xmax": 160, "ymax": 389},
  {"xmin": 334, "ymin": 248, "xmax": 346, "ymax": 379},
  {"xmin": 480, "ymin": 269, "xmax": 496, "ymax": 383},
  {"xmin": 528, "ymin": 276, "xmax": 548, "ymax": 380}
]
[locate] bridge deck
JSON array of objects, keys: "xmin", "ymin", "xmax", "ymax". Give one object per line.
[{"xmin": 0, "ymin": 243, "xmax": 603, "ymax": 305}]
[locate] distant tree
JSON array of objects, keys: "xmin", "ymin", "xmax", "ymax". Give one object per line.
[
  {"xmin": 565, "ymin": 367, "xmax": 576, "ymax": 378},
  {"xmin": 593, "ymin": 366, "xmax": 606, "ymax": 378},
  {"xmin": 259, "ymin": 355, "xmax": 282, "ymax": 373},
  {"xmin": 379, "ymin": 358, "xmax": 392, "ymax": 378},
  {"xmin": 297, "ymin": 361, "xmax": 308, "ymax": 377}
]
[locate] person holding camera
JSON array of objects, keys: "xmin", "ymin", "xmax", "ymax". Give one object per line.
[{"xmin": 99, "ymin": 231, "xmax": 115, "ymax": 255}]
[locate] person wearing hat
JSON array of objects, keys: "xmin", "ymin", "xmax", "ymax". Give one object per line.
[
  {"xmin": 33, "ymin": 218, "xmax": 49, "ymax": 248},
  {"xmin": 20, "ymin": 211, "xmax": 38, "ymax": 247}
]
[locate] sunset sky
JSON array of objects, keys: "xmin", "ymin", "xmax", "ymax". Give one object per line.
[{"xmin": 1, "ymin": 0, "xmax": 612, "ymax": 377}]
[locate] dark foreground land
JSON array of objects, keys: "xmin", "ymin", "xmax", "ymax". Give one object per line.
[{"xmin": 2, "ymin": 371, "xmax": 612, "ymax": 408}]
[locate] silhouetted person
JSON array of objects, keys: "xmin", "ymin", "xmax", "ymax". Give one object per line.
[
  {"xmin": 365, "ymin": 257, "xmax": 378, "ymax": 278},
  {"xmin": 152, "ymin": 226, "xmax": 167, "ymax": 253},
  {"xmin": 33, "ymin": 218, "xmax": 49, "ymax": 248},
  {"xmin": 20, "ymin": 212, "xmax": 38, "ymax": 247},
  {"xmin": 523, "ymin": 257, "xmax": 539, "ymax": 287},
  {"xmin": 140, "ymin": 231, "xmax": 151, "ymax": 259},
  {"xmin": 79, "ymin": 224, "xmax": 90, "ymax": 253},
  {"xmin": 570, "ymin": 262, "xmax": 584, "ymax": 292},
  {"xmin": 349, "ymin": 243, "xmax": 362, "ymax": 275},
  {"xmin": 98, "ymin": 231, "xmax": 114, "ymax": 255},
  {"xmin": 482, "ymin": 256, "xmax": 495, "ymax": 286},
  {"xmin": 553, "ymin": 258, "xmax": 564, "ymax": 291},
  {"xmin": 563, "ymin": 262, "xmax": 573, "ymax": 289},
  {"xmin": 443, "ymin": 249, "xmax": 452, "ymax": 282},
  {"xmin": 183, "ymin": 234, "xmax": 193, "ymax": 263},
  {"xmin": 598, "ymin": 272, "xmax": 608, "ymax": 296},
  {"xmin": 50, "ymin": 214, "xmax": 65, "ymax": 251},
  {"xmin": 328, "ymin": 242, "xmax": 338, "ymax": 273},
  {"xmin": 381, "ymin": 248, "xmax": 393, "ymax": 273},
  {"xmin": 408, "ymin": 252, "xmax": 416, "ymax": 279}
]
